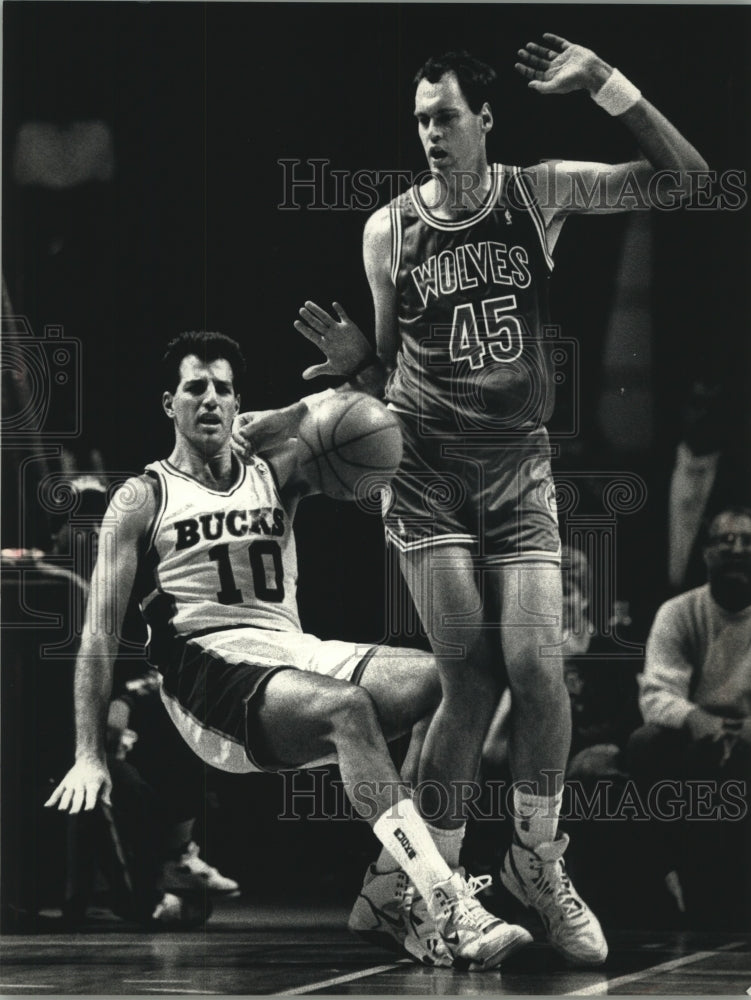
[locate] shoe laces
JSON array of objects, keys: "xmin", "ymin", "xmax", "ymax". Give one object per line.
[
  {"xmin": 436, "ymin": 874, "xmax": 497, "ymax": 933},
  {"xmin": 393, "ymin": 869, "xmax": 410, "ymax": 906},
  {"xmin": 529, "ymin": 856, "xmax": 587, "ymax": 926}
]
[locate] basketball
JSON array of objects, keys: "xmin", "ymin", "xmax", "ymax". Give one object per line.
[{"xmin": 296, "ymin": 391, "xmax": 403, "ymax": 500}]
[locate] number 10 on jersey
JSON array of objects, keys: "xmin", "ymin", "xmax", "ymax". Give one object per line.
[{"xmin": 449, "ymin": 294, "xmax": 523, "ymax": 370}]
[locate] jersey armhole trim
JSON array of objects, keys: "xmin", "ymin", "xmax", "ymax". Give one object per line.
[
  {"xmin": 144, "ymin": 467, "xmax": 167, "ymax": 555},
  {"xmin": 389, "ymin": 200, "xmax": 402, "ymax": 285},
  {"xmin": 512, "ymin": 166, "xmax": 555, "ymax": 272},
  {"xmin": 259, "ymin": 454, "xmax": 286, "ymax": 508}
]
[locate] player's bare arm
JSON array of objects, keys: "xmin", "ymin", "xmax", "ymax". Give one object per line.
[
  {"xmin": 247, "ymin": 436, "xmax": 320, "ymax": 513},
  {"xmin": 363, "ymin": 206, "xmax": 400, "ymax": 377},
  {"xmin": 231, "ymin": 405, "xmax": 309, "ymax": 460},
  {"xmin": 517, "ymin": 33, "xmax": 708, "ymax": 221},
  {"xmin": 44, "ymin": 477, "xmax": 156, "ymax": 814}
]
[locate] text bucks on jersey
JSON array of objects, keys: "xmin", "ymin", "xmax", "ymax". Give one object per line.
[{"xmin": 140, "ymin": 457, "xmax": 302, "ymax": 643}]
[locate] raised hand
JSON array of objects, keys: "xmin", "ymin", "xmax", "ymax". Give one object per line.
[
  {"xmin": 45, "ymin": 758, "xmax": 112, "ymax": 814},
  {"xmin": 294, "ymin": 301, "xmax": 373, "ymax": 381},
  {"xmin": 515, "ymin": 33, "xmax": 611, "ymax": 96}
]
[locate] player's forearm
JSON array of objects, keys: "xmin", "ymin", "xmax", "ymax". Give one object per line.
[
  {"xmin": 348, "ymin": 355, "xmax": 389, "ymax": 399},
  {"xmin": 73, "ymin": 639, "xmax": 115, "ymax": 762},
  {"xmin": 616, "ymin": 98, "xmax": 708, "ymax": 175},
  {"xmin": 585, "ymin": 57, "xmax": 707, "ymax": 175}
]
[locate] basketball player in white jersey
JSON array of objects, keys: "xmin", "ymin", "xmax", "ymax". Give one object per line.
[
  {"xmin": 46, "ymin": 331, "xmax": 535, "ymax": 970},
  {"xmin": 237, "ymin": 35, "xmax": 707, "ymax": 966}
]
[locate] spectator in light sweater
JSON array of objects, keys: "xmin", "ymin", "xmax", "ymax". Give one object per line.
[{"xmin": 627, "ymin": 505, "xmax": 751, "ymax": 928}]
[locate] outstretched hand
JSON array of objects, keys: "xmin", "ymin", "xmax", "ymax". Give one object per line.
[
  {"xmin": 45, "ymin": 758, "xmax": 112, "ymax": 814},
  {"xmin": 515, "ymin": 33, "xmax": 609, "ymax": 96},
  {"xmin": 294, "ymin": 301, "xmax": 373, "ymax": 381}
]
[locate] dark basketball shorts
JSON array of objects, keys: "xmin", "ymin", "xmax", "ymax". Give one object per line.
[
  {"xmin": 156, "ymin": 628, "xmax": 377, "ymax": 774},
  {"xmin": 383, "ymin": 414, "xmax": 561, "ymax": 564}
]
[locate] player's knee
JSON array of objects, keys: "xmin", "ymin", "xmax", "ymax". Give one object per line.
[
  {"xmin": 439, "ymin": 661, "xmax": 504, "ymax": 715},
  {"xmin": 506, "ymin": 643, "xmax": 565, "ymax": 703},
  {"xmin": 327, "ymin": 684, "xmax": 380, "ymax": 743}
]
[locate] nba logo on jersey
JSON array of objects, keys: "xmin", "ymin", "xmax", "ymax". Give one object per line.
[{"xmin": 504, "ymin": 209, "xmax": 513, "ymax": 225}]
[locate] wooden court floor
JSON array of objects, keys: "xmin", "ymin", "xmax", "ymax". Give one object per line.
[{"xmin": 1, "ymin": 898, "xmax": 749, "ymax": 996}]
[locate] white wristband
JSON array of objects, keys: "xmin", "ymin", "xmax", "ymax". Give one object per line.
[
  {"xmin": 592, "ymin": 68, "xmax": 641, "ymax": 117},
  {"xmin": 301, "ymin": 388, "xmax": 336, "ymax": 412}
]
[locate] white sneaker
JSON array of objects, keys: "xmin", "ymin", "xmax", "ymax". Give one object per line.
[
  {"xmin": 151, "ymin": 892, "xmax": 210, "ymax": 928},
  {"xmin": 348, "ymin": 864, "xmax": 452, "ymax": 967},
  {"xmin": 500, "ymin": 834, "xmax": 608, "ymax": 966},
  {"xmin": 426, "ymin": 871, "xmax": 533, "ymax": 971},
  {"xmin": 401, "ymin": 891, "xmax": 454, "ymax": 968},
  {"xmin": 161, "ymin": 842, "xmax": 239, "ymax": 895}
]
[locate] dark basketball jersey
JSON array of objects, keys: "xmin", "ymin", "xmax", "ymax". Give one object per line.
[{"xmin": 386, "ymin": 164, "xmax": 556, "ymax": 433}]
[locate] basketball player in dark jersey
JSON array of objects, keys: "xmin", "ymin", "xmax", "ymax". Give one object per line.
[
  {"xmin": 47, "ymin": 331, "xmax": 537, "ymax": 971},
  {"xmin": 236, "ymin": 34, "xmax": 707, "ymax": 966}
]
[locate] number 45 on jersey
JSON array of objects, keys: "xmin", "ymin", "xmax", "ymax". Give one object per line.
[{"xmin": 449, "ymin": 294, "xmax": 523, "ymax": 369}]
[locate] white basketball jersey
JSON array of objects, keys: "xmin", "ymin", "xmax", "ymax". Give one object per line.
[{"xmin": 141, "ymin": 457, "xmax": 302, "ymax": 642}]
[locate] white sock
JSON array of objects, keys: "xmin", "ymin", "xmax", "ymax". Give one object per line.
[
  {"xmin": 372, "ymin": 797, "xmax": 452, "ymax": 901},
  {"xmin": 513, "ymin": 787, "xmax": 563, "ymax": 849},
  {"xmin": 426, "ymin": 822, "xmax": 465, "ymax": 869},
  {"xmin": 374, "ymin": 821, "xmax": 466, "ymax": 872}
]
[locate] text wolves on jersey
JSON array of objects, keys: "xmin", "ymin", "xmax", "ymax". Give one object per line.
[
  {"xmin": 410, "ymin": 241, "xmax": 532, "ymax": 308},
  {"xmin": 174, "ymin": 506, "xmax": 285, "ymax": 550}
]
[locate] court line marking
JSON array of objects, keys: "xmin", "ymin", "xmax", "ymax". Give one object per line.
[
  {"xmin": 141, "ymin": 990, "xmax": 222, "ymax": 995},
  {"xmin": 275, "ymin": 962, "xmax": 404, "ymax": 995},
  {"xmin": 123, "ymin": 981, "xmax": 194, "ymax": 984},
  {"xmin": 0, "ymin": 986, "xmax": 52, "ymax": 990},
  {"xmin": 565, "ymin": 943, "xmax": 743, "ymax": 996}
]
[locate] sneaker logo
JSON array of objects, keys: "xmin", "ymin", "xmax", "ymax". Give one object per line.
[
  {"xmin": 367, "ymin": 898, "xmax": 404, "ymax": 932},
  {"xmin": 393, "ymin": 828, "xmax": 417, "ymax": 860}
]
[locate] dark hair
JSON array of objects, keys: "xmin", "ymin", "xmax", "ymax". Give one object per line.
[
  {"xmin": 414, "ymin": 51, "xmax": 496, "ymax": 114},
  {"xmin": 162, "ymin": 331, "xmax": 247, "ymax": 391}
]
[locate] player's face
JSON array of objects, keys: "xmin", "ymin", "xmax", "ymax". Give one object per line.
[
  {"xmin": 164, "ymin": 355, "xmax": 240, "ymax": 454},
  {"xmin": 414, "ymin": 72, "xmax": 490, "ymax": 175}
]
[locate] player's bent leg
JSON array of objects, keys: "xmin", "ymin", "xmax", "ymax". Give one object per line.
[
  {"xmin": 490, "ymin": 564, "xmax": 607, "ymax": 966},
  {"xmin": 253, "ymin": 671, "xmax": 524, "ymax": 969},
  {"xmin": 357, "ymin": 648, "xmax": 440, "ymax": 742}
]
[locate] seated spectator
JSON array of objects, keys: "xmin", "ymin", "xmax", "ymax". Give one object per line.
[{"xmin": 627, "ymin": 505, "xmax": 751, "ymax": 929}]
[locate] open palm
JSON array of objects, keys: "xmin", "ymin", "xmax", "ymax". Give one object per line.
[{"xmin": 515, "ymin": 33, "xmax": 600, "ymax": 95}]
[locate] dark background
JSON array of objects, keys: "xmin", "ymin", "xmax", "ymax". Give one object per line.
[
  {"xmin": 2, "ymin": 2, "xmax": 750, "ymax": 920},
  {"xmin": 4, "ymin": 2, "xmax": 751, "ymax": 639}
]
